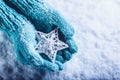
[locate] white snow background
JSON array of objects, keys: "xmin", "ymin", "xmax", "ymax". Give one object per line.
[{"xmin": 0, "ymin": 0, "xmax": 120, "ymax": 80}]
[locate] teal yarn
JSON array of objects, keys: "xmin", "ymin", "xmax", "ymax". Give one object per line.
[{"xmin": 0, "ymin": 0, "xmax": 78, "ymax": 71}]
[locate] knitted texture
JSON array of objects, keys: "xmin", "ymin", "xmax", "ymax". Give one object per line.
[{"xmin": 0, "ymin": 0, "xmax": 78, "ymax": 71}]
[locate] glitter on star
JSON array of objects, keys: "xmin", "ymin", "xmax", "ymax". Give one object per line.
[{"xmin": 35, "ymin": 28, "xmax": 68, "ymax": 62}]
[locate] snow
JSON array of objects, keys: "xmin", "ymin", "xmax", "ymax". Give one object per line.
[
  {"xmin": 45, "ymin": 0, "xmax": 120, "ymax": 79},
  {"xmin": 0, "ymin": 0, "xmax": 120, "ymax": 79}
]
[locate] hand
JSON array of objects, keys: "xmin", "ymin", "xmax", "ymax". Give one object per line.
[
  {"xmin": 5, "ymin": 0, "xmax": 78, "ymax": 63},
  {"xmin": 0, "ymin": 0, "xmax": 63, "ymax": 71}
]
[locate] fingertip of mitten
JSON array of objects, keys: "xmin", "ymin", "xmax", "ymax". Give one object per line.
[
  {"xmin": 56, "ymin": 55, "xmax": 64, "ymax": 63},
  {"xmin": 55, "ymin": 61, "xmax": 63, "ymax": 71},
  {"xmin": 63, "ymin": 50, "xmax": 72, "ymax": 61},
  {"xmin": 66, "ymin": 38, "xmax": 78, "ymax": 54}
]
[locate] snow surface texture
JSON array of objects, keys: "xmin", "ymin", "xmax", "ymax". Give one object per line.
[{"xmin": 0, "ymin": 0, "xmax": 120, "ymax": 80}]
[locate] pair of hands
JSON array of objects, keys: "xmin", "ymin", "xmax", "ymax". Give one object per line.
[{"xmin": 0, "ymin": 0, "xmax": 77, "ymax": 71}]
